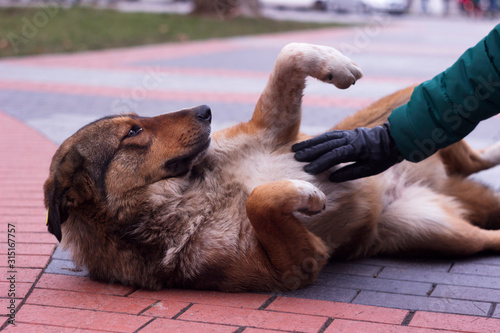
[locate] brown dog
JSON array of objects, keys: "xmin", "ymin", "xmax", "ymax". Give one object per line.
[{"xmin": 44, "ymin": 43, "xmax": 500, "ymax": 292}]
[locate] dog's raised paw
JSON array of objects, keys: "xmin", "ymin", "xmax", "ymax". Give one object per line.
[
  {"xmin": 309, "ymin": 44, "xmax": 362, "ymax": 89},
  {"xmin": 288, "ymin": 180, "xmax": 327, "ymax": 216}
]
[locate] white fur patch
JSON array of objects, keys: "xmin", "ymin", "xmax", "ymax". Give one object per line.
[{"xmin": 380, "ymin": 183, "xmax": 457, "ymax": 242}]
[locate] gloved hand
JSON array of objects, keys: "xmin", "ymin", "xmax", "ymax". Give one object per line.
[{"xmin": 292, "ymin": 123, "xmax": 403, "ymax": 182}]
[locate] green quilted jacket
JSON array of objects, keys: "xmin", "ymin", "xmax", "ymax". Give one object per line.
[{"xmin": 388, "ymin": 24, "xmax": 500, "ymax": 162}]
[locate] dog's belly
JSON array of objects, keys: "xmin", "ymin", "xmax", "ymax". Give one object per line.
[
  {"xmin": 231, "ymin": 147, "xmax": 452, "ymax": 256},
  {"xmin": 212, "ymin": 137, "xmax": 453, "ymax": 258},
  {"xmin": 220, "ymin": 146, "xmax": 365, "ymax": 235}
]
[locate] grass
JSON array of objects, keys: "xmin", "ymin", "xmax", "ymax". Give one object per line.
[{"xmin": 0, "ymin": 6, "xmax": 342, "ymax": 58}]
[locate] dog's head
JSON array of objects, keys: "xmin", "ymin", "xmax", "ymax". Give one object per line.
[{"xmin": 43, "ymin": 105, "xmax": 212, "ymax": 243}]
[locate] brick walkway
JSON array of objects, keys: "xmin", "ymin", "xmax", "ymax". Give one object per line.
[{"xmin": 1, "ymin": 16, "xmax": 500, "ymax": 332}]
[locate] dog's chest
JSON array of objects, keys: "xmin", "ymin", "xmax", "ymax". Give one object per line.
[{"xmin": 221, "ymin": 148, "xmax": 310, "ymax": 193}]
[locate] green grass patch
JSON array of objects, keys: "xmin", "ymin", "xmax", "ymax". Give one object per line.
[{"xmin": 0, "ymin": 6, "xmax": 342, "ymax": 58}]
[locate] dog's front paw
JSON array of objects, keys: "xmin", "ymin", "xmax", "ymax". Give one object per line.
[
  {"xmin": 315, "ymin": 45, "xmax": 363, "ymax": 89},
  {"xmin": 277, "ymin": 43, "xmax": 362, "ymax": 90},
  {"xmin": 288, "ymin": 180, "xmax": 327, "ymax": 216}
]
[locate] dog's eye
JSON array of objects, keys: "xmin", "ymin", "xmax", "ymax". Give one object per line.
[{"xmin": 126, "ymin": 126, "xmax": 142, "ymax": 138}]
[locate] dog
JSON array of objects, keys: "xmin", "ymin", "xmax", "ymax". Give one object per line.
[{"xmin": 44, "ymin": 43, "xmax": 500, "ymax": 292}]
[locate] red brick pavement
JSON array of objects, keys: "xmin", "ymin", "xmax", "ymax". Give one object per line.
[{"xmin": 2, "ymin": 109, "xmax": 500, "ymax": 332}]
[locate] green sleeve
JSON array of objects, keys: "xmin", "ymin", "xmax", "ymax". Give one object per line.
[{"xmin": 388, "ymin": 24, "xmax": 500, "ymax": 162}]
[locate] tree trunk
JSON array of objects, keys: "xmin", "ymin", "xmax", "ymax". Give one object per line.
[{"xmin": 191, "ymin": 0, "xmax": 260, "ymax": 19}]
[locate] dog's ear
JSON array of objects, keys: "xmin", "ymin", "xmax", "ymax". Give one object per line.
[{"xmin": 44, "ymin": 148, "xmax": 93, "ymax": 242}]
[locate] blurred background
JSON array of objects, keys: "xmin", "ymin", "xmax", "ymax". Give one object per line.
[{"xmin": 1, "ymin": 0, "xmax": 498, "ymax": 59}]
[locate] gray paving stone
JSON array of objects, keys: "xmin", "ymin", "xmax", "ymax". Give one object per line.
[
  {"xmin": 353, "ymin": 291, "xmax": 492, "ymax": 316},
  {"xmin": 317, "ymin": 274, "xmax": 432, "ymax": 296},
  {"xmin": 378, "ymin": 267, "xmax": 500, "ymax": 290},
  {"xmin": 358, "ymin": 257, "xmax": 453, "ymax": 272},
  {"xmin": 277, "ymin": 283, "xmax": 357, "ymax": 303},
  {"xmin": 45, "ymin": 258, "xmax": 88, "ymax": 277},
  {"xmin": 463, "ymin": 255, "xmax": 500, "ymax": 267},
  {"xmin": 431, "ymin": 285, "xmax": 500, "ymax": 303},
  {"xmin": 450, "ymin": 263, "xmax": 500, "ymax": 277},
  {"xmin": 493, "ymin": 306, "xmax": 500, "ymax": 319},
  {"xmin": 321, "ymin": 261, "xmax": 382, "ymax": 277},
  {"xmin": 51, "ymin": 246, "xmax": 73, "ymax": 260}
]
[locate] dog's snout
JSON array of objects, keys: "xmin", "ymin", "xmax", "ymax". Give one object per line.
[{"xmin": 195, "ymin": 105, "xmax": 212, "ymax": 124}]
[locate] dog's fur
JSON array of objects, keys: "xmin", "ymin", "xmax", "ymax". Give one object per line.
[{"xmin": 44, "ymin": 43, "xmax": 500, "ymax": 292}]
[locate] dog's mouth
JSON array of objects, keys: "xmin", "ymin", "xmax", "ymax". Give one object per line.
[{"xmin": 163, "ymin": 137, "xmax": 211, "ymax": 178}]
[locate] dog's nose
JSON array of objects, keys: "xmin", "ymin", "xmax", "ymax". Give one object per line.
[{"xmin": 196, "ymin": 105, "xmax": 212, "ymax": 124}]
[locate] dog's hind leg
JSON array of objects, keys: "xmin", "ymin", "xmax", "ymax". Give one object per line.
[
  {"xmin": 440, "ymin": 176, "xmax": 500, "ymax": 230},
  {"xmin": 246, "ymin": 179, "xmax": 330, "ymax": 290},
  {"xmin": 439, "ymin": 140, "xmax": 500, "ymax": 177},
  {"xmin": 248, "ymin": 43, "xmax": 362, "ymax": 145},
  {"xmin": 375, "ymin": 187, "xmax": 500, "ymax": 257}
]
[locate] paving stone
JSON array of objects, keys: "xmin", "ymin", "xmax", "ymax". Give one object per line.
[
  {"xmin": 130, "ymin": 289, "xmax": 271, "ymax": 309},
  {"xmin": 140, "ymin": 318, "xmax": 237, "ymax": 333},
  {"xmin": 410, "ymin": 311, "xmax": 500, "ymax": 332},
  {"xmin": 353, "ymin": 291, "xmax": 491, "ymax": 316},
  {"xmin": 461, "ymin": 255, "xmax": 500, "ymax": 267},
  {"xmin": 179, "ymin": 303, "xmax": 327, "ymax": 333},
  {"xmin": 0, "ymin": 282, "xmax": 33, "ymax": 299},
  {"xmin": 26, "ymin": 289, "xmax": 154, "ymax": 314},
  {"xmin": 321, "ymin": 261, "xmax": 382, "ymax": 277},
  {"xmin": 0, "ymin": 215, "xmax": 48, "ymax": 224},
  {"xmin": 317, "ymin": 274, "xmax": 433, "ymax": 296},
  {"xmin": 275, "ymin": 282, "xmax": 357, "ymax": 303},
  {"xmin": 242, "ymin": 328, "xmax": 285, "ymax": 333},
  {"xmin": 140, "ymin": 300, "xmax": 192, "ymax": 319},
  {"xmin": 0, "ymin": 232, "xmax": 56, "ymax": 244},
  {"xmin": 51, "ymin": 246, "xmax": 72, "ymax": 261},
  {"xmin": 267, "ymin": 297, "xmax": 408, "ymax": 325},
  {"xmin": 378, "ymin": 267, "xmax": 500, "ymax": 289},
  {"xmin": 325, "ymin": 319, "xmax": 443, "ymax": 333},
  {"xmin": 0, "ymin": 243, "xmax": 54, "ymax": 256},
  {"xmin": 450, "ymin": 262, "xmax": 500, "ymax": 277},
  {"xmin": 2, "ymin": 223, "xmax": 49, "ymax": 233},
  {"xmin": 0, "ymin": 268, "xmax": 41, "ymax": 283},
  {"xmin": 2, "ymin": 207, "xmax": 47, "ymax": 217},
  {"xmin": 15, "ymin": 304, "xmax": 151, "ymax": 332},
  {"xmin": 36, "ymin": 274, "xmax": 133, "ymax": 296},
  {"xmin": 2, "ymin": 323, "xmax": 104, "ymax": 332},
  {"xmin": 493, "ymin": 306, "xmax": 500, "ymax": 319},
  {"xmin": 0, "ymin": 255, "xmax": 51, "ymax": 269},
  {"xmin": 44, "ymin": 258, "xmax": 88, "ymax": 277},
  {"xmin": 431, "ymin": 284, "xmax": 500, "ymax": 303},
  {"xmin": 357, "ymin": 257, "xmax": 453, "ymax": 272}
]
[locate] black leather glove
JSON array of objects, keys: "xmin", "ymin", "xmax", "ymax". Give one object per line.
[{"xmin": 292, "ymin": 123, "xmax": 403, "ymax": 182}]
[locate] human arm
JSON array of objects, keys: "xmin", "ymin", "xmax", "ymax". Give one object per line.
[
  {"xmin": 293, "ymin": 24, "xmax": 500, "ymax": 181},
  {"xmin": 389, "ymin": 23, "xmax": 500, "ymax": 162}
]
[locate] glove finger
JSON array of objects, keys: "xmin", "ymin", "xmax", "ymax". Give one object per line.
[
  {"xmin": 294, "ymin": 137, "xmax": 349, "ymax": 162},
  {"xmin": 304, "ymin": 145, "xmax": 357, "ymax": 174},
  {"xmin": 292, "ymin": 131, "xmax": 347, "ymax": 152}
]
